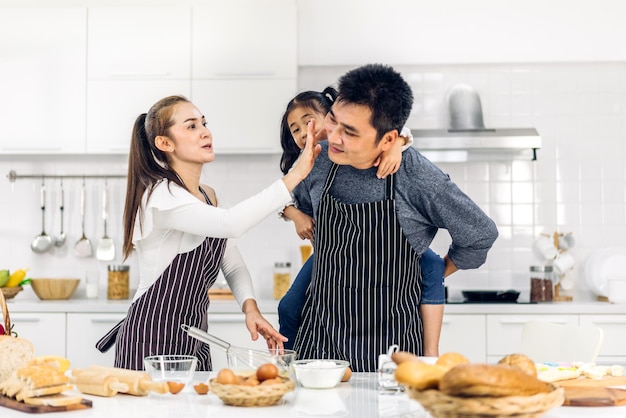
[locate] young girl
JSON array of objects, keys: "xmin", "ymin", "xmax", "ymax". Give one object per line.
[
  {"xmin": 96, "ymin": 95, "xmax": 321, "ymax": 370},
  {"xmin": 277, "ymin": 88, "xmax": 446, "ymax": 356}
]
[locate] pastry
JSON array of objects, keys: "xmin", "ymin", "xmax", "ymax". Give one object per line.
[
  {"xmin": 394, "ymin": 360, "xmax": 446, "ymax": 390},
  {"xmin": 498, "ymin": 353, "xmax": 537, "ymax": 377}
]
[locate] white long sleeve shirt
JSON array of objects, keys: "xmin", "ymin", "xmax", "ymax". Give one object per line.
[{"xmin": 132, "ymin": 178, "xmax": 292, "ymax": 305}]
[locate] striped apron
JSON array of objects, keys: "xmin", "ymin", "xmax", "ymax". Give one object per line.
[
  {"xmin": 293, "ymin": 164, "xmax": 423, "ymax": 372},
  {"xmin": 96, "ymin": 189, "xmax": 226, "ymax": 371}
]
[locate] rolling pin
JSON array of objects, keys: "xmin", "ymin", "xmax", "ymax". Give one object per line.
[
  {"xmin": 72, "ymin": 372, "xmax": 129, "ymax": 397},
  {"xmin": 73, "ymin": 366, "xmax": 169, "ymax": 396}
]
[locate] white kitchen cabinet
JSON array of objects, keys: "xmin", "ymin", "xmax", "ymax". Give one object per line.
[
  {"xmin": 486, "ymin": 314, "xmax": 579, "ymax": 363},
  {"xmin": 191, "ymin": 79, "xmax": 295, "ymax": 154},
  {"xmin": 66, "ymin": 313, "xmax": 126, "ymax": 369},
  {"xmin": 10, "ymin": 313, "xmax": 66, "ymax": 358},
  {"xmin": 298, "ymin": 0, "xmax": 626, "ymax": 65},
  {"xmin": 439, "ymin": 314, "xmax": 486, "ymax": 363},
  {"xmin": 87, "ymin": 7, "xmax": 191, "ymax": 80},
  {"xmin": 86, "ymin": 80, "xmax": 191, "ymax": 153},
  {"xmin": 206, "ymin": 313, "xmax": 279, "ymax": 371},
  {"xmin": 0, "ymin": 8, "xmax": 86, "ymax": 154},
  {"xmin": 579, "ymin": 315, "xmax": 626, "ymax": 365},
  {"xmin": 192, "ymin": 0, "xmax": 296, "ymax": 79}
]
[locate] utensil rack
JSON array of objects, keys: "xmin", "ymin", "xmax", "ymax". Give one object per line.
[{"xmin": 6, "ymin": 170, "xmax": 126, "ymax": 183}]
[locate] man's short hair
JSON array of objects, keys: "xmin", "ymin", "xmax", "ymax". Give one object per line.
[{"xmin": 336, "ymin": 63, "xmax": 413, "ymax": 142}]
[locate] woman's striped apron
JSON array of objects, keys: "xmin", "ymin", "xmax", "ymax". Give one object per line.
[
  {"xmin": 96, "ymin": 189, "xmax": 226, "ymax": 371},
  {"xmin": 294, "ymin": 164, "xmax": 423, "ymax": 372}
]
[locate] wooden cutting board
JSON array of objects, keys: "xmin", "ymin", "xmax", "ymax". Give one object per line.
[
  {"xmin": 0, "ymin": 395, "xmax": 92, "ymax": 413},
  {"xmin": 558, "ymin": 376, "xmax": 626, "ymax": 406}
]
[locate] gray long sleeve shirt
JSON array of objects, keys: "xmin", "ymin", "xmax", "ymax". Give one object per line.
[{"xmin": 293, "ymin": 141, "xmax": 498, "ymax": 270}]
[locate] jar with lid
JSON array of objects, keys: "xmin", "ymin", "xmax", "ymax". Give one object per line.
[
  {"xmin": 273, "ymin": 262, "xmax": 291, "ymax": 300},
  {"xmin": 107, "ymin": 265, "xmax": 130, "ymax": 300},
  {"xmin": 530, "ymin": 266, "xmax": 554, "ymax": 302}
]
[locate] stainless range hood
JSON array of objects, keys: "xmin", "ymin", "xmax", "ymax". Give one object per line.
[{"xmin": 411, "ymin": 85, "xmax": 541, "ymax": 162}]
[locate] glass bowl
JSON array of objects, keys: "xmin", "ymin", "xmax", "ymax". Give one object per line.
[
  {"xmin": 143, "ymin": 355, "xmax": 198, "ymax": 384},
  {"xmin": 225, "ymin": 348, "xmax": 297, "ymax": 380},
  {"xmin": 291, "ymin": 359, "xmax": 349, "ymax": 389}
]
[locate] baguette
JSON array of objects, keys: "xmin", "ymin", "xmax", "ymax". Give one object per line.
[{"xmin": 440, "ymin": 364, "xmax": 553, "ymax": 397}]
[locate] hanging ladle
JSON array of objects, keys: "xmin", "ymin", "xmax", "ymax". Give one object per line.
[
  {"xmin": 54, "ymin": 180, "xmax": 66, "ymax": 247},
  {"xmin": 31, "ymin": 180, "xmax": 53, "ymax": 253}
]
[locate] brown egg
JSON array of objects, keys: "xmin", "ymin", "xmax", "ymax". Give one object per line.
[
  {"xmin": 216, "ymin": 368, "xmax": 238, "ymax": 385},
  {"xmin": 193, "ymin": 382, "xmax": 209, "ymax": 395},
  {"xmin": 256, "ymin": 363, "xmax": 279, "ymax": 382},
  {"xmin": 341, "ymin": 367, "xmax": 352, "ymax": 382},
  {"xmin": 167, "ymin": 381, "xmax": 185, "ymax": 394}
]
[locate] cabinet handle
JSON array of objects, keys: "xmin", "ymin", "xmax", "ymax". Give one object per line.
[
  {"xmin": 214, "ymin": 72, "xmax": 275, "ymax": 77},
  {"xmin": 10, "ymin": 317, "xmax": 40, "ymax": 323},
  {"xmin": 2, "ymin": 147, "xmax": 62, "ymax": 151},
  {"xmin": 109, "ymin": 72, "xmax": 172, "ymax": 78},
  {"xmin": 497, "ymin": 317, "xmax": 571, "ymax": 325}
]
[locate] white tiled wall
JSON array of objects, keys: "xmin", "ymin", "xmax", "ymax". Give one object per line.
[{"xmin": 1, "ymin": 62, "xmax": 625, "ymax": 303}]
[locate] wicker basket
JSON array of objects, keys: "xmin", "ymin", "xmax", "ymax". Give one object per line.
[
  {"xmin": 406, "ymin": 384, "xmax": 565, "ymax": 418},
  {"xmin": 1, "ymin": 286, "xmax": 14, "ymax": 334},
  {"xmin": 1, "ymin": 286, "xmax": 23, "ymax": 300},
  {"xmin": 210, "ymin": 377, "xmax": 295, "ymax": 407}
]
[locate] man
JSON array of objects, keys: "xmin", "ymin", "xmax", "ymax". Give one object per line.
[{"xmin": 292, "ymin": 64, "xmax": 498, "ymax": 372}]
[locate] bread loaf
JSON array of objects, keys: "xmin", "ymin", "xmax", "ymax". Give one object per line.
[
  {"xmin": 394, "ymin": 361, "xmax": 447, "ymax": 390},
  {"xmin": 0, "ymin": 336, "xmax": 34, "ymax": 383},
  {"xmin": 498, "ymin": 353, "xmax": 537, "ymax": 377},
  {"xmin": 391, "ymin": 351, "xmax": 420, "ymax": 365},
  {"xmin": 435, "ymin": 352, "xmax": 470, "ymax": 371},
  {"xmin": 439, "ymin": 364, "xmax": 553, "ymax": 397}
]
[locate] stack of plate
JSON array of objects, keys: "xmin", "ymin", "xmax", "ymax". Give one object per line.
[{"xmin": 584, "ymin": 247, "xmax": 626, "ymax": 298}]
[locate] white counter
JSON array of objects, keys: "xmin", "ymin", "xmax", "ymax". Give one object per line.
[{"xmin": 1, "ymin": 373, "xmax": 624, "ymax": 418}]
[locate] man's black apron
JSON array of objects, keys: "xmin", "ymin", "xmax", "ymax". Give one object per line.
[
  {"xmin": 96, "ymin": 189, "xmax": 226, "ymax": 371},
  {"xmin": 294, "ymin": 164, "xmax": 423, "ymax": 372}
]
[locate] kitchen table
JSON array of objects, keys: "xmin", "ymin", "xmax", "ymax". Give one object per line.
[{"xmin": 1, "ymin": 373, "xmax": 625, "ymax": 418}]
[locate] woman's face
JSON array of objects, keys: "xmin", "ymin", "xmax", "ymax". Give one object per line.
[
  {"xmin": 287, "ymin": 105, "xmax": 326, "ymax": 150},
  {"xmin": 162, "ymin": 101, "xmax": 214, "ymax": 164}
]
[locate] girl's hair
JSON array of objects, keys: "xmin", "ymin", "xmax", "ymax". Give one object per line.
[
  {"xmin": 122, "ymin": 95, "xmax": 190, "ymax": 260},
  {"xmin": 279, "ymin": 87, "xmax": 337, "ymax": 174}
]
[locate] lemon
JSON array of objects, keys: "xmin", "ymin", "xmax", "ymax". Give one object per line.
[
  {"xmin": 6, "ymin": 268, "xmax": 29, "ymax": 288},
  {"xmin": 0, "ymin": 270, "xmax": 9, "ymax": 287}
]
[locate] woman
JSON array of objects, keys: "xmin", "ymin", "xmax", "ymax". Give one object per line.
[{"xmin": 96, "ymin": 95, "xmax": 321, "ymax": 370}]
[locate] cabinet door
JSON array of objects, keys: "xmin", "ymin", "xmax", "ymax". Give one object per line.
[
  {"xmin": 192, "ymin": 0, "xmax": 296, "ymax": 79},
  {"xmin": 10, "ymin": 313, "xmax": 66, "ymax": 357},
  {"xmin": 579, "ymin": 315, "xmax": 626, "ymax": 364},
  {"xmin": 440, "ymin": 314, "xmax": 486, "ymax": 363},
  {"xmin": 207, "ymin": 313, "xmax": 278, "ymax": 371},
  {"xmin": 0, "ymin": 8, "xmax": 86, "ymax": 154},
  {"xmin": 66, "ymin": 313, "xmax": 126, "ymax": 369},
  {"xmin": 86, "ymin": 80, "xmax": 191, "ymax": 153},
  {"xmin": 191, "ymin": 79, "xmax": 295, "ymax": 154},
  {"xmin": 486, "ymin": 314, "xmax": 579, "ymax": 362},
  {"xmin": 88, "ymin": 7, "xmax": 190, "ymax": 80}
]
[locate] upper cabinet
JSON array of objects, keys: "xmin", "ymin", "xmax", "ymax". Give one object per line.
[
  {"xmin": 86, "ymin": 7, "xmax": 191, "ymax": 153},
  {"xmin": 192, "ymin": 0, "xmax": 297, "ymax": 79},
  {"xmin": 298, "ymin": 0, "xmax": 626, "ymax": 65},
  {"xmin": 0, "ymin": 8, "xmax": 87, "ymax": 154}
]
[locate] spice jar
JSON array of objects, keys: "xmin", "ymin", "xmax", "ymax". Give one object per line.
[
  {"xmin": 530, "ymin": 266, "xmax": 554, "ymax": 302},
  {"xmin": 107, "ymin": 265, "xmax": 130, "ymax": 300},
  {"xmin": 273, "ymin": 262, "xmax": 291, "ymax": 300}
]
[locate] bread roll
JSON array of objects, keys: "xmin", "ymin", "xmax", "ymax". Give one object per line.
[
  {"xmin": 498, "ymin": 353, "xmax": 537, "ymax": 377},
  {"xmin": 0, "ymin": 336, "xmax": 34, "ymax": 383},
  {"xmin": 391, "ymin": 351, "xmax": 420, "ymax": 365},
  {"xmin": 435, "ymin": 352, "xmax": 470, "ymax": 371},
  {"xmin": 440, "ymin": 364, "xmax": 553, "ymax": 397},
  {"xmin": 394, "ymin": 361, "xmax": 447, "ymax": 390}
]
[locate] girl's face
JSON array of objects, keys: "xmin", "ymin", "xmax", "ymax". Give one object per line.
[{"xmin": 287, "ymin": 105, "xmax": 326, "ymax": 150}]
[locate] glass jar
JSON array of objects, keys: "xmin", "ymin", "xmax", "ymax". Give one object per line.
[
  {"xmin": 273, "ymin": 262, "xmax": 291, "ymax": 300},
  {"xmin": 107, "ymin": 265, "xmax": 130, "ymax": 300},
  {"xmin": 530, "ymin": 265, "xmax": 554, "ymax": 302}
]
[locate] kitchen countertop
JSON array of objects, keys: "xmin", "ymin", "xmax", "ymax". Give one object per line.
[
  {"xmin": 6, "ymin": 296, "xmax": 626, "ymax": 315},
  {"xmin": 0, "ymin": 373, "xmax": 624, "ymax": 417}
]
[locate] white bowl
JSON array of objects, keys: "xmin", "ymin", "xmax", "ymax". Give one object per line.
[
  {"xmin": 143, "ymin": 355, "xmax": 197, "ymax": 384},
  {"xmin": 291, "ymin": 359, "xmax": 349, "ymax": 389}
]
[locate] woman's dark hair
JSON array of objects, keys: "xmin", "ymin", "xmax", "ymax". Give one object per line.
[
  {"xmin": 336, "ymin": 63, "xmax": 413, "ymax": 143},
  {"xmin": 279, "ymin": 87, "xmax": 337, "ymax": 174},
  {"xmin": 122, "ymin": 95, "xmax": 190, "ymax": 260}
]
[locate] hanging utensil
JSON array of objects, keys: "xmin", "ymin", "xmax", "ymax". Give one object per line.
[
  {"xmin": 74, "ymin": 180, "xmax": 93, "ymax": 258},
  {"xmin": 181, "ymin": 324, "xmax": 295, "ymax": 370},
  {"xmin": 96, "ymin": 180, "xmax": 115, "ymax": 261},
  {"xmin": 54, "ymin": 180, "xmax": 66, "ymax": 248},
  {"xmin": 31, "ymin": 180, "xmax": 53, "ymax": 253}
]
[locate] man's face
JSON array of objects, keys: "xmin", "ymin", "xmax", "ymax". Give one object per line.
[{"xmin": 323, "ymin": 101, "xmax": 390, "ymax": 169}]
